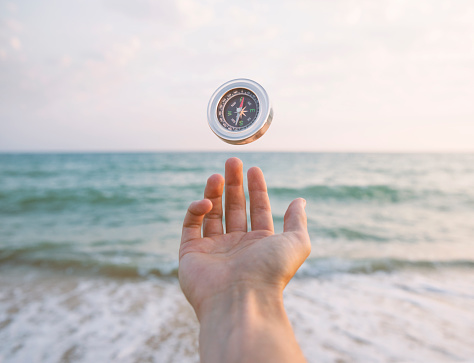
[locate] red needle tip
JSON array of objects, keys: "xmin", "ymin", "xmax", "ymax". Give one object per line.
[{"xmin": 239, "ymin": 97, "xmax": 244, "ymax": 108}]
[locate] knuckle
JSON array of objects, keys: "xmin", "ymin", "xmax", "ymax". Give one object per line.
[
  {"xmin": 226, "ymin": 203, "xmax": 245, "ymax": 212},
  {"xmin": 205, "ymin": 211, "xmax": 222, "ymax": 219},
  {"xmin": 252, "ymin": 204, "xmax": 272, "ymax": 213}
]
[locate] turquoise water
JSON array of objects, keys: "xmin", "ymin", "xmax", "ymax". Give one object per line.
[
  {"xmin": 1, "ymin": 152, "xmax": 474, "ymax": 362},
  {"xmin": 1, "ymin": 152, "xmax": 474, "ymax": 277}
]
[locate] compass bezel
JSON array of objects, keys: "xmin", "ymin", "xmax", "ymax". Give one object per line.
[{"xmin": 207, "ymin": 78, "xmax": 273, "ymax": 145}]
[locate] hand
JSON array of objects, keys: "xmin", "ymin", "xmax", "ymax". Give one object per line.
[{"xmin": 179, "ymin": 157, "xmax": 311, "ymax": 321}]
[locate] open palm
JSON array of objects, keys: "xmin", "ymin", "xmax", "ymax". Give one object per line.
[{"xmin": 179, "ymin": 158, "xmax": 311, "ymax": 320}]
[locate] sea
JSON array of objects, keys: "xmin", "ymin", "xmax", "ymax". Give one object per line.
[{"xmin": 0, "ymin": 152, "xmax": 473, "ymax": 363}]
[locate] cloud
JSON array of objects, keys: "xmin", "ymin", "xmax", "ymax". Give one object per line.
[
  {"xmin": 1, "ymin": 0, "xmax": 473, "ymax": 151},
  {"xmin": 5, "ymin": 18, "xmax": 23, "ymax": 32},
  {"xmin": 10, "ymin": 37, "xmax": 21, "ymax": 50},
  {"xmin": 103, "ymin": 0, "xmax": 180, "ymax": 23},
  {"xmin": 5, "ymin": 2, "xmax": 18, "ymax": 13},
  {"xmin": 177, "ymin": 0, "xmax": 215, "ymax": 29},
  {"xmin": 103, "ymin": 37, "xmax": 141, "ymax": 66}
]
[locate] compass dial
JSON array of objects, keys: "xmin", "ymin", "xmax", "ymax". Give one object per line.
[
  {"xmin": 207, "ymin": 78, "xmax": 273, "ymax": 145},
  {"xmin": 217, "ymin": 89, "xmax": 260, "ymax": 131}
]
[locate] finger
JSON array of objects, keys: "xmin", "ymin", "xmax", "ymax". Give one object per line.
[
  {"xmin": 283, "ymin": 198, "xmax": 307, "ymax": 233},
  {"xmin": 225, "ymin": 157, "xmax": 247, "ymax": 233},
  {"xmin": 181, "ymin": 199, "xmax": 213, "ymax": 245},
  {"xmin": 203, "ymin": 174, "xmax": 225, "ymax": 237},
  {"xmin": 248, "ymin": 167, "xmax": 274, "ymax": 233}
]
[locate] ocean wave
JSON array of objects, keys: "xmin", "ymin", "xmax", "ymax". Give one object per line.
[
  {"xmin": 0, "ymin": 188, "xmax": 167, "ymax": 214},
  {"xmin": 160, "ymin": 165, "xmax": 206, "ymax": 173},
  {"xmin": 317, "ymin": 227, "xmax": 388, "ymax": 242},
  {"xmin": 0, "ymin": 169, "xmax": 60, "ymax": 178},
  {"xmin": 0, "ymin": 243, "xmax": 179, "ymax": 278},
  {"xmin": 1, "ymin": 257, "xmax": 179, "ymax": 278},
  {"xmin": 298, "ymin": 257, "xmax": 474, "ymax": 277},
  {"xmin": 270, "ymin": 218, "xmax": 389, "ymax": 242},
  {"xmin": 2, "ymin": 243, "xmax": 473, "ymax": 280},
  {"xmin": 268, "ymin": 185, "xmax": 415, "ymax": 202}
]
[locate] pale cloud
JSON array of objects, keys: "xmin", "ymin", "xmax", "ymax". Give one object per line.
[
  {"xmin": 103, "ymin": 0, "xmax": 180, "ymax": 23},
  {"xmin": 0, "ymin": 0, "xmax": 473, "ymax": 151},
  {"xmin": 104, "ymin": 37, "xmax": 141, "ymax": 66},
  {"xmin": 10, "ymin": 37, "xmax": 21, "ymax": 50},
  {"xmin": 177, "ymin": 0, "xmax": 215, "ymax": 29},
  {"xmin": 60, "ymin": 55, "xmax": 72, "ymax": 68},
  {"xmin": 299, "ymin": 31, "xmax": 316, "ymax": 45},
  {"xmin": 5, "ymin": 19, "xmax": 22, "ymax": 32},
  {"xmin": 5, "ymin": 2, "xmax": 17, "ymax": 13}
]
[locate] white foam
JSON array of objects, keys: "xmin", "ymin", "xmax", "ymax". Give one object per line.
[{"xmin": 1, "ymin": 267, "xmax": 473, "ymax": 362}]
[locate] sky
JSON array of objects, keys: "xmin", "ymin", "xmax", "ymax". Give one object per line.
[{"xmin": 0, "ymin": 0, "xmax": 473, "ymax": 152}]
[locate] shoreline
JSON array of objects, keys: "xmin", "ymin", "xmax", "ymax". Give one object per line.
[{"xmin": 1, "ymin": 265, "xmax": 473, "ymax": 362}]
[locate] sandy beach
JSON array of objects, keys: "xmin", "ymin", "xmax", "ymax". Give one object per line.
[{"xmin": 1, "ymin": 264, "xmax": 473, "ymax": 363}]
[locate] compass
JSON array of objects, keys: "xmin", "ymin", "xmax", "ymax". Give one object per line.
[{"xmin": 207, "ymin": 79, "xmax": 273, "ymax": 145}]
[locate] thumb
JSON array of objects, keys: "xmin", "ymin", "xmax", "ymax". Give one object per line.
[{"xmin": 283, "ymin": 198, "xmax": 307, "ymax": 233}]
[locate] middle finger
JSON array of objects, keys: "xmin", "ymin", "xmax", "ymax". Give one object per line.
[{"xmin": 225, "ymin": 157, "xmax": 247, "ymax": 233}]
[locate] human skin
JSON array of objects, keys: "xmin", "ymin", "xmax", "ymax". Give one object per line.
[{"xmin": 179, "ymin": 157, "xmax": 311, "ymax": 363}]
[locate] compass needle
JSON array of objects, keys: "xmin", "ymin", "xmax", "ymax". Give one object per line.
[{"xmin": 234, "ymin": 96, "xmax": 245, "ymax": 124}]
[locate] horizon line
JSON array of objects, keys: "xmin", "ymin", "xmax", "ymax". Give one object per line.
[{"xmin": 1, "ymin": 149, "xmax": 474, "ymax": 154}]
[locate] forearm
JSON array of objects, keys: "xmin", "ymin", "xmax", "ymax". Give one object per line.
[{"xmin": 197, "ymin": 285, "xmax": 307, "ymax": 363}]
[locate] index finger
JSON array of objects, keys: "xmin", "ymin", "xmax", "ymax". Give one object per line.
[
  {"xmin": 181, "ymin": 199, "xmax": 212, "ymax": 245},
  {"xmin": 203, "ymin": 174, "xmax": 224, "ymax": 237}
]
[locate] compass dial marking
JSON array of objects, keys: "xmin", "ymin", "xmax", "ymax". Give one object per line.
[{"xmin": 217, "ymin": 88, "xmax": 260, "ymax": 131}]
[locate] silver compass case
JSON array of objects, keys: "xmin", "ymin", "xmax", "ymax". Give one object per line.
[{"xmin": 207, "ymin": 78, "xmax": 273, "ymax": 145}]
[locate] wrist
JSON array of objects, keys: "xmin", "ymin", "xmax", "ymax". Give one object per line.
[
  {"xmin": 197, "ymin": 282, "xmax": 306, "ymax": 363},
  {"xmin": 196, "ymin": 282, "xmax": 285, "ymax": 323}
]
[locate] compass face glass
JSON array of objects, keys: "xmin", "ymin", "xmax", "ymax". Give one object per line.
[{"xmin": 216, "ymin": 88, "xmax": 260, "ymax": 131}]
